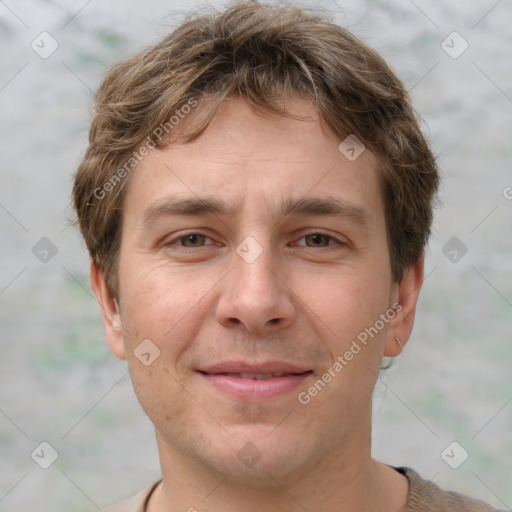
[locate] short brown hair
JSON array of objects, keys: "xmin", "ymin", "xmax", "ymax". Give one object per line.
[{"xmin": 72, "ymin": 0, "xmax": 439, "ymax": 300}]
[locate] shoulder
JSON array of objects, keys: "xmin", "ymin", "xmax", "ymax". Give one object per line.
[
  {"xmin": 103, "ymin": 479, "xmax": 162, "ymax": 512},
  {"xmin": 398, "ymin": 467, "xmax": 504, "ymax": 512}
]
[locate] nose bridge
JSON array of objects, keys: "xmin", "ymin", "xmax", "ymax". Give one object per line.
[
  {"xmin": 216, "ymin": 233, "xmax": 295, "ymax": 332},
  {"xmin": 235, "ymin": 235, "xmax": 277, "ymax": 295}
]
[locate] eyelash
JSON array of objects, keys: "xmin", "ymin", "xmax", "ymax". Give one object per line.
[{"xmin": 165, "ymin": 232, "xmax": 345, "ymax": 249}]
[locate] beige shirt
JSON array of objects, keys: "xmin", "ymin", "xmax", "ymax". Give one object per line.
[{"xmin": 103, "ymin": 467, "xmax": 503, "ymax": 511}]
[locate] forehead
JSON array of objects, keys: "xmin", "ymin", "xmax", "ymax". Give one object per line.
[{"xmin": 122, "ymin": 97, "xmax": 383, "ymax": 225}]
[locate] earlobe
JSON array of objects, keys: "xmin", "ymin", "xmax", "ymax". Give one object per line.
[
  {"xmin": 384, "ymin": 254, "xmax": 425, "ymax": 357},
  {"xmin": 89, "ymin": 259, "xmax": 127, "ymax": 360}
]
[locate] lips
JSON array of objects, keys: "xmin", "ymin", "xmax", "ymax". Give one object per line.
[
  {"xmin": 198, "ymin": 361, "xmax": 312, "ymax": 375},
  {"xmin": 197, "ymin": 361, "xmax": 313, "ymax": 400},
  {"xmin": 221, "ymin": 372, "xmax": 297, "ymax": 380}
]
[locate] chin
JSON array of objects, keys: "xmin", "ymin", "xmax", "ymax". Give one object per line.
[
  {"xmin": 157, "ymin": 406, "xmax": 323, "ymax": 485},
  {"xmin": 210, "ymin": 425, "xmax": 316, "ymax": 485}
]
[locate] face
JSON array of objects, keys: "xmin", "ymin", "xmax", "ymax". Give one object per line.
[{"xmin": 92, "ymin": 97, "xmax": 422, "ymax": 486}]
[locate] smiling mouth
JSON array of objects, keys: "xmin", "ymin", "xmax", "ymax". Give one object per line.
[
  {"xmin": 200, "ymin": 371, "xmax": 313, "ymax": 380},
  {"xmin": 201, "ymin": 370, "xmax": 312, "ymax": 380},
  {"xmin": 197, "ymin": 370, "xmax": 314, "ymax": 400}
]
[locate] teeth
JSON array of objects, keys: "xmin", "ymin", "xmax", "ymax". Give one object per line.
[{"xmin": 235, "ymin": 372, "xmax": 287, "ymax": 380}]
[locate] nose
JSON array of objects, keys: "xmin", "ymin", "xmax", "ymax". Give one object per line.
[{"xmin": 215, "ymin": 238, "xmax": 296, "ymax": 334}]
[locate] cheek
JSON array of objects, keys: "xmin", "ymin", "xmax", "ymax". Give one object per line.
[
  {"xmin": 120, "ymin": 283, "xmax": 196, "ymax": 423},
  {"xmin": 300, "ymin": 265, "xmax": 391, "ymax": 336},
  {"xmin": 127, "ymin": 356, "xmax": 192, "ymax": 429},
  {"xmin": 297, "ymin": 268, "xmax": 392, "ymax": 400},
  {"xmin": 119, "ymin": 260, "xmax": 212, "ymax": 361}
]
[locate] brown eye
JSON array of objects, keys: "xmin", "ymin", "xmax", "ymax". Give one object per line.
[
  {"xmin": 178, "ymin": 234, "xmax": 207, "ymax": 247},
  {"xmin": 304, "ymin": 233, "xmax": 333, "ymax": 247}
]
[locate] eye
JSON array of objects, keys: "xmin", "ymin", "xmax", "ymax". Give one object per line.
[
  {"xmin": 294, "ymin": 233, "xmax": 344, "ymax": 248},
  {"xmin": 168, "ymin": 233, "xmax": 215, "ymax": 248},
  {"xmin": 164, "ymin": 232, "xmax": 344, "ymax": 250}
]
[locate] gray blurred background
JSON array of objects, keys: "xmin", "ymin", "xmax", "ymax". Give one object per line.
[{"xmin": 1, "ymin": 0, "xmax": 511, "ymax": 510}]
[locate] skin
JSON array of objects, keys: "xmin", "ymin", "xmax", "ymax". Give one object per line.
[{"xmin": 91, "ymin": 97, "xmax": 424, "ymax": 512}]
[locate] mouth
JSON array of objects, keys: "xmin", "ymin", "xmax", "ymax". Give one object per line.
[
  {"xmin": 196, "ymin": 362, "xmax": 314, "ymax": 400},
  {"xmin": 204, "ymin": 371, "xmax": 310, "ymax": 380}
]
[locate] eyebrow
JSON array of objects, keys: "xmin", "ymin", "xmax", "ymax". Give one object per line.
[{"xmin": 140, "ymin": 195, "xmax": 370, "ymax": 229}]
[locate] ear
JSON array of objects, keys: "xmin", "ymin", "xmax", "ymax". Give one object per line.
[
  {"xmin": 89, "ymin": 259, "xmax": 127, "ymax": 360},
  {"xmin": 384, "ymin": 253, "xmax": 424, "ymax": 357}
]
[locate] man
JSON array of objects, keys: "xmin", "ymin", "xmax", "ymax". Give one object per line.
[{"xmin": 72, "ymin": 1, "xmax": 501, "ymax": 510}]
